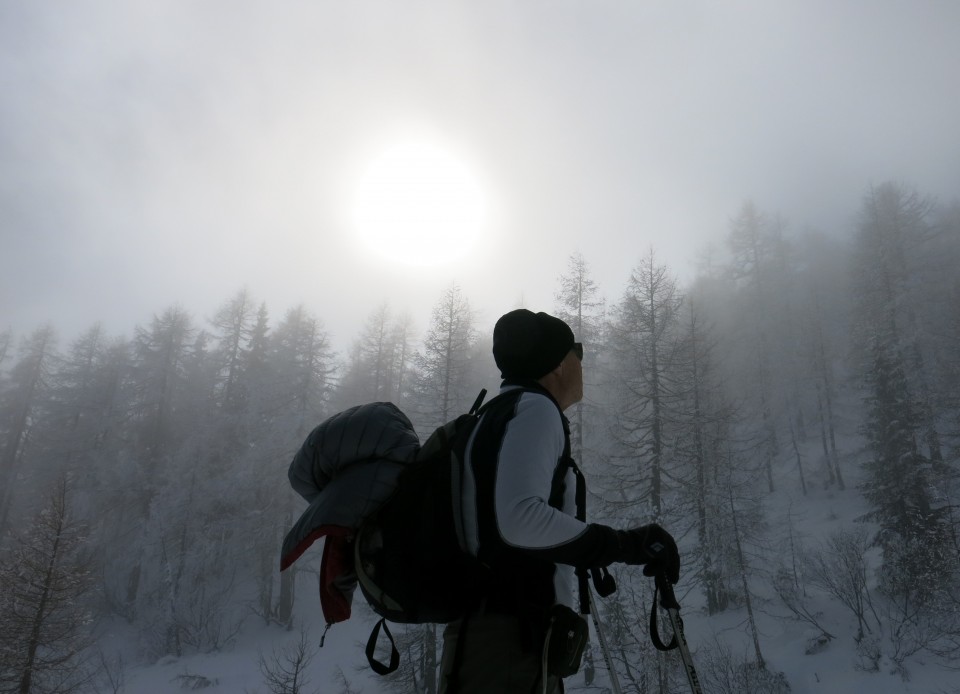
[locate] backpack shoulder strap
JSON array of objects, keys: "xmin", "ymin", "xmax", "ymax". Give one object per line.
[
  {"xmin": 553, "ymin": 424, "xmax": 616, "ymax": 610},
  {"xmin": 474, "ymin": 386, "xmax": 527, "ymax": 416},
  {"xmin": 450, "ymin": 387, "xmax": 528, "ymax": 552},
  {"xmin": 548, "ymin": 420, "xmax": 574, "ymax": 511}
]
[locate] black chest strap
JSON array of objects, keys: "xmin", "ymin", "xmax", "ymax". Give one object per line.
[
  {"xmin": 549, "ymin": 423, "xmax": 613, "ymax": 614},
  {"xmin": 555, "ymin": 429, "xmax": 616, "ymax": 612}
]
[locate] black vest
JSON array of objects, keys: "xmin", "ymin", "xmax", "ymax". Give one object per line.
[{"xmin": 465, "ymin": 381, "xmax": 574, "ymax": 616}]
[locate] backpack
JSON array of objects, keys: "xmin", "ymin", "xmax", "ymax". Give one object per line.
[{"xmin": 354, "ymin": 388, "xmax": 528, "ymax": 675}]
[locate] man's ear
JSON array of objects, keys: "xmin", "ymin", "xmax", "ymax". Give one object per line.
[{"xmin": 538, "ymin": 362, "xmax": 563, "ymax": 389}]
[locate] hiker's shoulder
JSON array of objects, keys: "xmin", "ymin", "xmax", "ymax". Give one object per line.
[{"xmin": 500, "ymin": 387, "xmax": 563, "ymax": 430}]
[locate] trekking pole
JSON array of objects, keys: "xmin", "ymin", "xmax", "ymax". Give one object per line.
[
  {"xmin": 650, "ymin": 573, "xmax": 704, "ymax": 694},
  {"xmin": 587, "ymin": 587, "xmax": 623, "ymax": 694}
]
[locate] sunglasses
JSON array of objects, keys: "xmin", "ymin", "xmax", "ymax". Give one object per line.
[{"xmin": 572, "ymin": 342, "xmax": 583, "ymax": 361}]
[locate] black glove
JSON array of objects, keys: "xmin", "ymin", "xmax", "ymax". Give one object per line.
[{"xmin": 619, "ymin": 524, "xmax": 680, "ymax": 584}]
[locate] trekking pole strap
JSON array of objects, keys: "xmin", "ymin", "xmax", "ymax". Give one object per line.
[
  {"xmin": 649, "ymin": 573, "xmax": 705, "ymax": 694},
  {"xmin": 649, "ymin": 579, "xmax": 679, "ymax": 652}
]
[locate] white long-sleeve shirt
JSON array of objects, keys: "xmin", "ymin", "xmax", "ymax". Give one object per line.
[{"xmin": 458, "ymin": 384, "xmax": 622, "ymax": 611}]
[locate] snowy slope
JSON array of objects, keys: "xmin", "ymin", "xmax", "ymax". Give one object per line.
[
  {"xmin": 119, "ymin": 446, "xmax": 958, "ymax": 694},
  {"xmin": 119, "ymin": 555, "xmax": 957, "ymax": 694}
]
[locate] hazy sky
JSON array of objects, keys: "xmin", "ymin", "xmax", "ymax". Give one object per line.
[{"xmin": 3, "ymin": 1, "xmax": 959, "ymax": 352}]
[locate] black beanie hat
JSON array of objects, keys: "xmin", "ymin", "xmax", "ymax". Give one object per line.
[{"xmin": 493, "ymin": 309, "xmax": 575, "ymax": 380}]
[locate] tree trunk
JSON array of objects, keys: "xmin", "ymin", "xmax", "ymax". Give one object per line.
[
  {"xmin": 730, "ymin": 491, "xmax": 765, "ymax": 670},
  {"xmin": 19, "ymin": 492, "xmax": 65, "ymax": 694},
  {"xmin": 790, "ymin": 422, "xmax": 807, "ymax": 496}
]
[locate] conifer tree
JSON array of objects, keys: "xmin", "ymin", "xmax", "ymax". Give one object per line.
[
  {"xmin": 268, "ymin": 306, "xmax": 336, "ymax": 626},
  {"xmin": 412, "ymin": 284, "xmax": 478, "ymax": 434},
  {"xmin": 793, "ymin": 230, "xmax": 852, "ymax": 489},
  {"xmin": 0, "ymin": 478, "xmax": 95, "ymax": 694},
  {"xmin": 272, "ymin": 306, "xmax": 336, "ymax": 437},
  {"xmin": 553, "ymin": 252, "xmax": 606, "ymax": 472},
  {"xmin": 0, "ymin": 329, "xmax": 11, "ymax": 370},
  {"xmin": 130, "ymin": 307, "xmax": 195, "ymax": 468},
  {"xmin": 336, "ymin": 304, "xmax": 412, "ymax": 407},
  {"xmin": 675, "ymin": 287, "xmax": 736, "ymax": 613},
  {"xmin": 41, "ymin": 326, "xmax": 132, "ymax": 519},
  {"xmin": 209, "ymin": 288, "xmax": 257, "ymax": 415},
  {"xmin": 0, "ymin": 326, "xmax": 58, "ymax": 534},
  {"xmin": 391, "ymin": 285, "xmax": 480, "ymax": 693},
  {"xmin": 119, "ymin": 307, "xmax": 195, "ymax": 610},
  {"xmin": 389, "ymin": 312, "xmax": 417, "ymax": 408},
  {"xmin": 240, "ymin": 302, "xmax": 274, "ymax": 436},
  {"xmin": 725, "ymin": 202, "xmax": 779, "ymax": 492},
  {"xmin": 853, "ymin": 182, "xmax": 952, "ymax": 599},
  {"xmin": 609, "ymin": 249, "xmax": 682, "ymax": 520}
]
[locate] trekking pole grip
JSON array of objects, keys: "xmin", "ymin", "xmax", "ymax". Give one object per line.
[{"xmin": 655, "ymin": 572, "xmax": 681, "ymax": 610}]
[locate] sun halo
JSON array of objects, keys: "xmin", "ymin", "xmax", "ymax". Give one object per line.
[{"xmin": 351, "ymin": 140, "xmax": 487, "ymax": 267}]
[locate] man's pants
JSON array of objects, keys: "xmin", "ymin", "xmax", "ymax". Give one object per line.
[{"xmin": 438, "ymin": 611, "xmax": 561, "ymax": 694}]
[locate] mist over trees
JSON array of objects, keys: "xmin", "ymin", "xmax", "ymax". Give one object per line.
[{"xmin": 1, "ymin": 181, "xmax": 959, "ymax": 691}]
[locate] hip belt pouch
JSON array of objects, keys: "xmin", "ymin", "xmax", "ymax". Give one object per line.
[{"xmin": 544, "ymin": 604, "xmax": 589, "ymax": 678}]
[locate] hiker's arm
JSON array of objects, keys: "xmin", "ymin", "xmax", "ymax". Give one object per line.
[
  {"xmin": 493, "ymin": 395, "xmax": 621, "ymax": 567},
  {"xmin": 493, "ymin": 394, "xmax": 678, "ymax": 571}
]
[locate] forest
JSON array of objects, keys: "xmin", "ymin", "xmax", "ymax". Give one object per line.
[{"xmin": 1, "ymin": 181, "xmax": 959, "ymax": 693}]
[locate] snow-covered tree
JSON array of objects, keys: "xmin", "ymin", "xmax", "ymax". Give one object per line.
[
  {"xmin": 130, "ymin": 307, "xmax": 195, "ymax": 468},
  {"xmin": 608, "ymin": 248, "xmax": 683, "ymax": 521},
  {"xmin": 209, "ymin": 288, "xmax": 258, "ymax": 415},
  {"xmin": 553, "ymin": 252, "xmax": 607, "ymax": 474},
  {"xmin": 0, "ymin": 330, "xmax": 11, "ymax": 371},
  {"xmin": 335, "ymin": 304, "xmax": 415, "ymax": 408},
  {"xmin": 271, "ymin": 305, "xmax": 336, "ymax": 439},
  {"xmin": 267, "ymin": 306, "xmax": 336, "ymax": 626},
  {"xmin": 674, "ymin": 285, "xmax": 738, "ymax": 613},
  {"xmin": 0, "ymin": 326, "xmax": 58, "ymax": 533},
  {"xmin": 0, "ymin": 478, "xmax": 95, "ymax": 694},
  {"xmin": 852, "ymin": 182, "xmax": 952, "ymax": 600},
  {"xmin": 411, "ymin": 284, "xmax": 479, "ymax": 434},
  {"xmin": 724, "ymin": 202, "xmax": 782, "ymax": 492}
]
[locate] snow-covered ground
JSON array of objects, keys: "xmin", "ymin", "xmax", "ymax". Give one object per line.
[
  {"xmin": 117, "ymin": 601, "xmax": 957, "ymax": 694},
  {"xmin": 115, "ymin": 598, "xmax": 374, "ymax": 694},
  {"xmin": 117, "ymin": 457, "xmax": 957, "ymax": 694}
]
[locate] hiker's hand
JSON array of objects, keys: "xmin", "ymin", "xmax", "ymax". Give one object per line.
[{"xmin": 623, "ymin": 524, "xmax": 680, "ymax": 583}]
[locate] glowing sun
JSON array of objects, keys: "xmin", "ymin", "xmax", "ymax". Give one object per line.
[{"xmin": 351, "ymin": 140, "xmax": 486, "ymax": 266}]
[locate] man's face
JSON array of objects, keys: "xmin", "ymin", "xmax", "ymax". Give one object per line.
[{"xmin": 559, "ymin": 348, "xmax": 584, "ymax": 409}]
